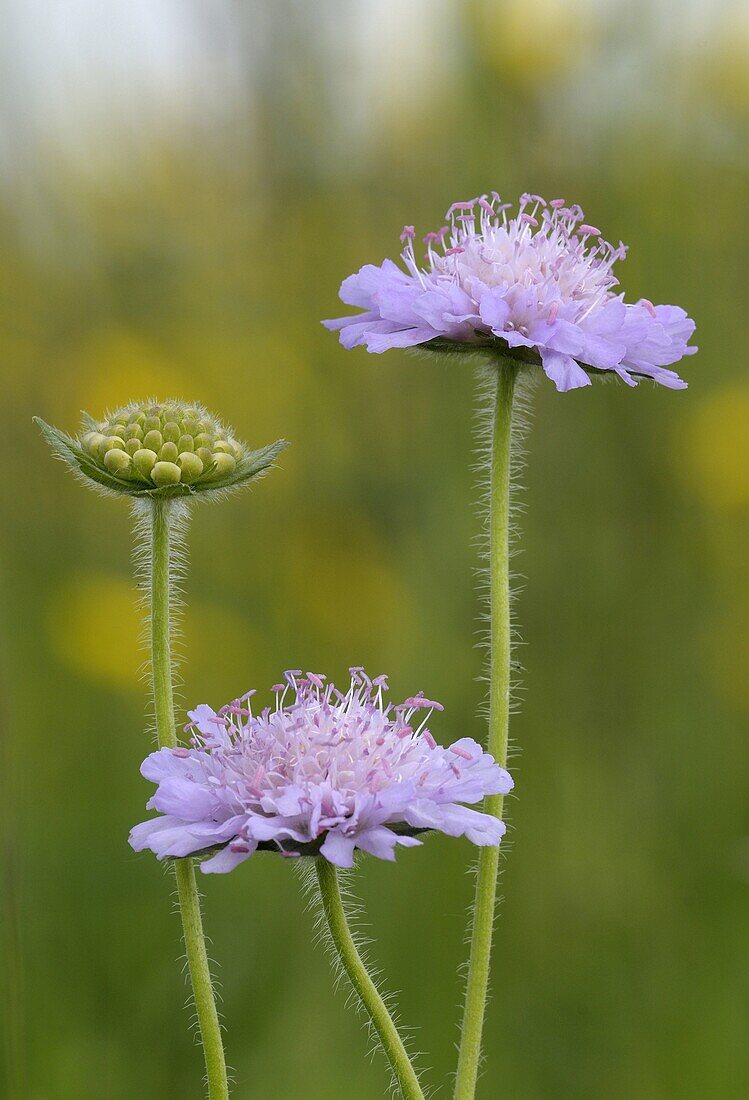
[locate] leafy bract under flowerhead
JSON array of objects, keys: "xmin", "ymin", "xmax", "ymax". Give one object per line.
[
  {"xmin": 130, "ymin": 669, "xmax": 512, "ymax": 872},
  {"xmin": 34, "ymin": 400, "xmax": 287, "ymax": 498},
  {"xmin": 323, "ymin": 192, "xmax": 697, "ymax": 392}
]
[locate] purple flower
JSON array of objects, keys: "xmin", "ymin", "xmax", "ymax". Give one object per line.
[
  {"xmin": 323, "ymin": 193, "xmax": 697, "ymax": 392},
  {"xmin": 130, "ymin": 669, "xmax": 512, "ymax": 872}
]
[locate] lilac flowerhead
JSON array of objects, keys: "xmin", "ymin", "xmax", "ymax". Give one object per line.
[
  {"xmin": 323, "ymin": 193, "xmax": 697, "ymax": 392},
  {"xmin": 130, "ymin": 669, "xmax": 512, "ymax": 872}
]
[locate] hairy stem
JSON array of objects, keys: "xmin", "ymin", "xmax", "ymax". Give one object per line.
[
  {"xmin": 454, "ymin": 361, "xmax": 518, "ymax": 1100},
  {"xmin": 150, "ymin": 497, "xmax": 230, "ymax": 1100},
  {"xmin": 314, "ymin": 859, "xmax": 425, "ymax": 1100}
]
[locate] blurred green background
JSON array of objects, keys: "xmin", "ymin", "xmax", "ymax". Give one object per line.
[{"xmin": 1, "ymin": 1, "xmax": 747, "ymax": 1097}]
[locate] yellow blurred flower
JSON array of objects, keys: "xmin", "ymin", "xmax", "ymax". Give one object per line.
[
  {"xmin": 676, "ymin": 385, "xmax": 749, "ymax": 510},
  {"xmin": 48, "ymin": 573, "xmax": 142, "ymax": 692},
  {"xmin": 470, "ymin": 0, "xmax": 599, "ymax": 88},
  {"xmin": 48, "ymin": 571, "xmax": 264, "ymax": 698}
]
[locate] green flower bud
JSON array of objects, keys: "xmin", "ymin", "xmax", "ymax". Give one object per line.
[
  {"xmin": 143, "ymin": 429, "xmax": 163, "ymax": 452},
  {"xmin": 151, "ymin": 460, "xmax": 181, "ymax": 486},
  {"xmin": 208, "ymin": 453, "xmax": 236, "ymax": 479},
  {"xmin": 81, "ymin": 431, "xmax": 106, "ymax": 457},
  {"xmin": 160, "ymin": 441, "xmax": 179, "ymax": 463},
  {"xmin": 104, "ymin": 448, "xmax": 132, "ymax": 476},
  {"xmin": 35, "ymin": 399, "xmax": 288, "ymax": 498},
  {"xmin": 178, "ymin": 452, "xmax": 203, "ymax": 482},
  {"xmin": 133, "ymin": 448, "xmax": 158, "ymax": 477}
]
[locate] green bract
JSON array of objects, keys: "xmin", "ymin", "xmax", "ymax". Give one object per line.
[{"xmin": 34, "ymin": 400, "xmax": 288, "ymax": 498}]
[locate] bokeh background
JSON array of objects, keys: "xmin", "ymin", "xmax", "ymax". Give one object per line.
[{"xmin": 1, "ymin": 2, "xmax": 747, "ymax": 1097}]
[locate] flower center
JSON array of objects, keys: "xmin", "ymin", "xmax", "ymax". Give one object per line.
[{"xmin": 403, "ymin": 192, "xmax": 628, "ymax": 326}]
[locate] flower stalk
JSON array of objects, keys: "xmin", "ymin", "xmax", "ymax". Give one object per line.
[
  {"xmin": 148, "ymin": 497, "xmax": 229, "ymax": 1100},
  {"xmin": 454, "ymin": 359, "xmax": 518, "ymax": 1100},
  {"xmin": 314, "ymin": 859, "xmax": 425, "ymax": 1100}
]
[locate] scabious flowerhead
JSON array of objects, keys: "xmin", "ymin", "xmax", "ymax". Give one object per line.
[
  {"xmin": 130, "ymin": 669, "xmax": 512, "ymax": 872},
  {"xmin": 34, "ymin": 400, "xmax": 287, "ymax": 497},
  {"xmin": 323, "ymin": 192, "xmax": 697, "ymax": 392}
]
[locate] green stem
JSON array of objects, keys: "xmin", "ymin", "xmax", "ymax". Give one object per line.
[
  {"xmin": 314, "ymin": 860, "xmax": 425, "ymax": 1100},
  {"xmin": 454, "ymin": 361, "xmax": 518, "ymax": 1100},
  {"xmin": 150, "ymin": 497, "xmax": 230, "ymax": 1100}
]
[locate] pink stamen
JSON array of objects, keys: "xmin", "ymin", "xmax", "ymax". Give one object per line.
[
  {"xmin": 450, "ymin": 744, "xmax": 474, "ymax": 761},
  {"xmin": 172, "ymin": 747, "xmax": 191, "ymax": 758}
]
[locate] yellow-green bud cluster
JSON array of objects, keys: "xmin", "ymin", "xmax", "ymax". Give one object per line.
[{"xmin": 80, "ymin": 402, "xmax": 245, "ymax": 488}]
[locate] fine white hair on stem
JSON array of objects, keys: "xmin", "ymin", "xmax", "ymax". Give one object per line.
[
  {"xmin": 132, "ymin": 497, "xmax": 191, "ymax": 746},
  {"xmin": 451, "ymin": 361, "xmax": 536, "ymax": 1079},
  {"xmin": 295, "ymin": 860, "xmax": 432, "ymax": 1098},
  {"xmin": 162, "ymin": 853, "xmax": 232, "ymax": 1060},
  {"xmin": 471, "ymin": 361, "xmax": 536, "ymax": 715}
]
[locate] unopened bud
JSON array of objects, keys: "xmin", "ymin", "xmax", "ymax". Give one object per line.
[
  {"xmin": 133, "ymin": 448, "xmax": 158, "ymax": 477},
  {"xmin": 143, "ymin": 429, "xmax": 163, "ymax": 452},
  {"xmin": 102, "ymin": 436, "xmax": 126, "ymax": 454},
  {"xmin": 151, "ymin": 460, "xmax": 182, "ymax": 486},
  {"xmin": 35, "ymin": 399, "xmax": 286, "ymax": 498},
  {"xmin": 103, "ymin": 448, "xmax": 132, "ymax": 476},
  {"xmin": 178, "ymin": 452, "xmax": 203, "ymax": 482},
  {"xmin": 160, "ymin": 442, "xmax": 179, "ymax": 463},
  {"xmin": 208, "ymin": 453, "xmax": 236, "ymax": 479},
  {"xmin": 81, "ymin": 431, "xmax": 106, "ymax": 456}
]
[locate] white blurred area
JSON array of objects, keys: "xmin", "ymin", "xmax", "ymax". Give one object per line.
[
  {"xmin": 0, "ymin": 0, "xmax": 457, "ymax": 180},
  {"xmin": 0, "ymin": 0, "xmax": 746, "ymax": 184}
]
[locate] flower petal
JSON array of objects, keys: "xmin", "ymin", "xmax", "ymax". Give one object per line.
[
  {"xmin": 320, "ymin": 831, "xmax": 357, "ymax": 868},
  {"xmin": 540, "ymin": 349, "xmax": 592, "ymax": 392}
]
